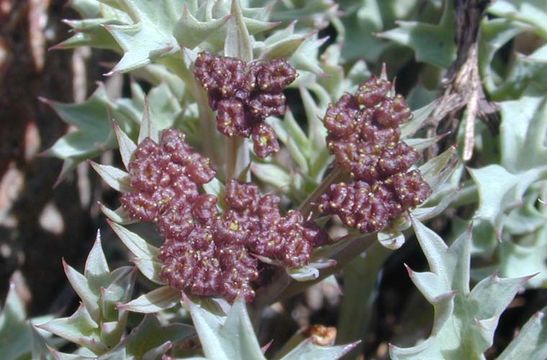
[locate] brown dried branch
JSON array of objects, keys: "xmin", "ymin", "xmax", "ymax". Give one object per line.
[{"xmin": 426, "ymin": 0, "xmax": 499, "ymax": 160}]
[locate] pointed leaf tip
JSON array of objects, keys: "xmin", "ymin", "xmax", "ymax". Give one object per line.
[
  {"xmin": 113, "ymin": 122, "xmax": 137, "ymax": 169},
  {"xmin": 403, "ymin": 263, "xmax": 414, "ymax": 277},
  {"xmin": 90, "ymin": 161, "xmax": 131, "ymax": 192},
  {"xmin": 84, "ymin": 229, "xmax": 110, "ymax": 276}
]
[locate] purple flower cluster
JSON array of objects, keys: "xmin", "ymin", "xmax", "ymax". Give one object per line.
[
  {"xmin": 193, "ymin": 52, "xmax": 297, "ymax": 158},
  {"xmin": 120, "ymin": 129, "xmax": 215, "ymax": 222},
  {"xmin": 319, "ymin": 76, "xmax": 432, "ymax": 233},
  {"xmin": 121, "ymin": 129, "xmax": 326, "ymax": 302}
]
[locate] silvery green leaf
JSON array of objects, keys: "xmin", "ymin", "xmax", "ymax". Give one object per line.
[
  {"xmin": 147, "ymin": 82, "xmax": 183, "ymax": 130},
  {"xmin": 470, "ymin": 273, "xmax": 532, "ymax": 324},
  {"xmin": 499, "ymin": 96, "xmax": 547, "ymax": 172},
  {"xmin": 102, "ymin": 0, "xmax": 183, "ymax": 74},
  {"xmin": 269, "ymin": 111, "xmax": 310, "ymax": 156},
  {"xmin": 284, "ymin": 111, "xmax": 310, "ymax": 152},
  {"xmin": 504, "ymin": 193, "xmax": 547, "ymax": 235},
  {"xmin": 108, "ymin": 221, "xmax": 160, "ymax": 261},
  {"xmin": 142, "ymin": 341, "xmax": 173, "ymax": 360},
  {"xmin": 62, "ymin": 260, "xmax": 100, "ymax": 321},
  {"xmin": 203, "ymin": 177, "xmax": 225, "ymax": 197},
  {"xmin": 251, "ymin": 162, "xmax": 292, "ymax": 190},
  {"xmin": 299, "ymin": 86, "xmax": 326, "ymax": 151},
  {"xmin": 37, "ymin": 305, "xmax": 105, "ymax": 354},
  {"xmin": 418, "ymin": 146, "xmax": 459, "ymax": 194},
  {"xmin": 106, "ymin": 315, "xmax": 195, "ymax": 359},
  {"xmin": 47, "ymin": 348, "xmax": 95, "ymax": 360},
  {"xmin": 100, "ymin": 321, "xmax": 122, "ymax": 350},
  {"xmin": 400, "ymin": 99, "xmax": 438, "ymax": 138},
  {"xmin": 286, "ymin": 137, "xmax": 310, "ymax": 174},
  {"xmin": 0, "ymin": 276, "xmax": 32, "ymax": 360},
  {"xmin": 338, "ymin": 0, "xmax": 424, "ymax": 63},
  {"xmin": 468, "ymin": 165, "xmax": 522, "ymax": 231},
  {"xmin": 55, "ymin": 17, "xmax": 122, "ymax": 50},
  {"xmin": 100, "ymin": 266, "xmax": 136, "ymax": 321},
  {"xmin": 290, "ymin": 34, "xmax": 327, "ymax": 74},
  {"xmin": 393, "ymin": 219, "xmax": 534, "ymax": 359},
  {"xmin": 409, "ymin": 218, "xmax": 457, "ymax": 333},
  {"xmin": 377, "ymin": 230, "xmax": 405, "ymax": 250},
  {"xmin": 31, "ymin": 324, "xmax": 54, "ymax": 360},
  {"xmin": 133, "ymin": 257, "xmax": 165, "ymax": 285},
  {"xmin": 120, "ymin": 286, "xmax": 179, "ymax": 313},
  {"xmin": 84, "ymin": 230, "xmax": 110, "ymax": 278},
  {"xmin": 487, "ymin": 0, "xmax": 547, "ymax": 37},
  {"xmin": 268, "ymin": 0, "xmax": 336, "ymax": 25},
  {"xmin": 411, "ymin": 190, "xmax": 460, "ymax": 221},
  {"xmin": 336, "ymin": 244, "xmax": 390, "ymax": 355},
  {"xmin": 404, "ymin": 134, "xmax": 445, "ymax": 151},
  {"xmin": 69, "ymin": 0, "xmax": 101, "ymax": 18},
  {"xmin": 138, "ymin": 98, "xmax": 160, "ymax": 143},
  {"xmin": 99, "ymin": 203, "xmax": 136, "ymax": 225},
  {"xmin": 287, "ymin": 265, "xmax": 319, "ymax": 282},
  {"xmin": 466, "ymin": 95, "xmax": 547, "ymax": 235},
  {"xmin": 132, "ymin": 63, "xmax": 186, "ymax": 99},
  {"xmin": 113, "ymin": 122, "xmax": 136, "ymax": 169},
  {"xmin": 280, "ymin": 339, "xmax": 360, "ymax": 360},
  {"xmin": 390, "ymin": 336, "xmax": 443, "ymax": 360},
  {"xmin": 497, "ymin": 225, "xmax": 547, "ymax": 288},
  {"xmin": 44, "ymin": 84, "xmax": 117, "ymax": 168},
  {"xmin": 174, "ymin": 5, "xmax": 230, "ymax": 49},
  {"xmin": 481, "ymin": 21, "xmax": 547, "ymax": 98},
  {"xmin": 497, "ymin": 307, "xmax": 547, "ymax": 360},
  {"xmin": 185, "ymin": 297, "xmax": 266, "ymax": 360},
  {"xmin": 90, "ymin": 162, "xmax": 132, "ymax": 193},
  {"xmin": 405, "ymin": 267, "xmax": 454, "ymax": 308},
  {"xmin": 225, "ymin": 0, "xmax": 253, "ymax": 61},
  {"xmin": 130, "ymin": 80, "xmax": 146, "ymax": 107},
  {"xmin": 378, "ymin": 1, "xmax": 456, "ymax": 68},
  {"xmin": 261, "ymin": 23, "xmax": 308, "ymax": 60}
]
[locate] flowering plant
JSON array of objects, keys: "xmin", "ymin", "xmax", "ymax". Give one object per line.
[{"xmin": 1, "ymin": 1, "xmax": 546, "ymax": 359}]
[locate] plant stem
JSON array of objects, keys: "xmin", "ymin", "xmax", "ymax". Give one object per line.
[
  {"xmin": 225, "ymin": 136, "xmax": 250, "ymax": 181},
  {"xmin": 280, "ymin": 233, "xmax": 377, "ymax": 301},
  {"xmin": 298, "ymin": 166, "xmax": 344, "ymax": 218},
  {"xmin": 252, "ymin": 232, "xmax": 378, "ymax": 309},
  {"xmin": 336, "ymin": 242, "xmax": 391, "ymax": 359},
  {"xmin": 196, "ymin": 91, "xmax": 221, "ymax": 168},
  {"xmin": 161, "ymin": 53, "xmax": 221, "ymax": 167}
]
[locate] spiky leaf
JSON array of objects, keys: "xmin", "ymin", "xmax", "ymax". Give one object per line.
[
  {"xmin": 379, "ymin": 0, "xmax": 455, "ymax": 68},
  {"xmin": 390, "ymin": 219, "xmax": 533, "ymax": 359},
  {"xmin": 185, "ymin": 297, "xmax": 266, "ymax": 360}
]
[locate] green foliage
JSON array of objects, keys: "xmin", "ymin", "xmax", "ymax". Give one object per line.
[
  {"xmin": 0, "ymin": 275, "xmax": 59, "ymax": 360},
  {"xmin": 37, "ymin": 232, "xmax": 137, "ymax": 354},
  {"xmin": 378, "ymin": 1, "xmax": 456, "ymax": 68},
  {"xmin": 390, "ymin": 219, "xmax": 537, "ymax": 360},
  {"xmin": 28, "ymin": 0, "xmax": 547, "ymax": 358}
]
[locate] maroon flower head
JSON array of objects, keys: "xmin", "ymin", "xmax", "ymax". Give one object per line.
[
  {"xmin": 121, "ymin": 129, "xmax": 215, "ymax": 222},
  {"xmin": 216, "ymin": 99, "xmax": 249, "ymax": 137},
  {"xmin": 121, "ymin": 132, "xmax": 328, "ymax": 302},
  {"xmin": 319, "ymin": 72, "xmax": 432, "ymax": 233},
  {"xmin": 221, "ymin": 180, "xmax": 327, "ymax": 268},
  {"xmin": 391, "ymin": 170, "xmax": 432, "ymax": 209},
  {"xmin": 224, "ymin": 180, "xmax": 260, "ymax": 212},
  {"xmin": 194, "ymin": 52, "xmax": 297, "ymax": 158},
  {"xmin": 355, "ymin": 76, "xmax": 392, "ymax": 107},
  {"xmin": 252, "ymin": 123, "xmax": 280, "ymax": 158},
  {"xmin": 255, "ymin": 58, "xmax": 298, "ymax": 92}
]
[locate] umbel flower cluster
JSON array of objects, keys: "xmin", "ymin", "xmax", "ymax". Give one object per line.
[
  {"xmin": 319, "ymin": 77, "xmax": 432, "ymax": 233},
  {"xmin": 193, "ymin": 52, "xmax": 297, "ymax": 158},
  {"xmin": 121, "ymin": 129, "xmax": 325, "ymax": 302}
]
